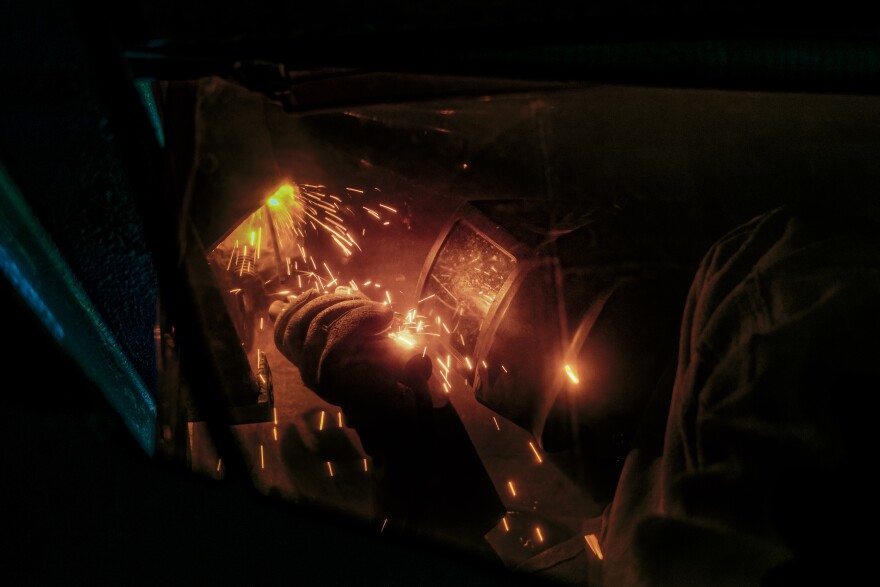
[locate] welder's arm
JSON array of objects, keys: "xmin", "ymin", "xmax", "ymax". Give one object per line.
[{"xmin": 271, "ymin": 290, "xmax": 504, "ymax": 545}]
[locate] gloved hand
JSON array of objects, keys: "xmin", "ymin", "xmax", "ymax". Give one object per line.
[
  {"xmin": 271, "ymin": 288, "xmax": 432, "ymax": 457},
  {"xmin": 272, "ymin": 289, "xmax": 505, "ymax": 540}
]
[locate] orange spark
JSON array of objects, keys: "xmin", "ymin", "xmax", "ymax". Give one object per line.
[
  {"xmin": 584, "ymin": 535, "xmax": 604, "ymax": 560},
  {"xmin": 260, "ymin": 444, "xmax": 265, "ymax": 469},
  {"xmin": 529, "ymin": 442, "xmax": 543, "ymax": 463},
  {"xmin": 327, "ymin": 462, "xmax": 334, "ymax": 477},
  {"xmin": 392, "ymin": 332, "xmax": 416, "ymax": 347},
  {"xmin": 564, "ymin": 364, "xmax": 580, "ymax": 384},
  {"xmin": 226, "ymin": 241, "xmax": 238, "ymax": 270},
  {"xmin": 507, "ymin": 481, "xmax": 517, "ymax": 497},
  {"xmin": 536, "ymin": 527, "xmax": 544, "ymax": 543},
  {"xmin": 493, "ymin": 417, "xmax": 501, "ymax": 431},
  {"xmin": 379, "ymin": 204, "xmax": 397, "ymax": 213},
  {"xmin": 319, "ymin": 411, "xmax": 325, "ymax": 431},
  {"xmin": 501, "ymin": 517, "xmax": 510, "ymax": 532}
]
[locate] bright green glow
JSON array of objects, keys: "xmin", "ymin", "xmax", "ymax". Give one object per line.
[{"xmin": 267, "ymin": 183, "xmax": 300, "ymax": 209}]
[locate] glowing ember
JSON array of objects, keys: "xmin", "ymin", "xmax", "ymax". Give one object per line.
[
  {"xmin": 319, "ymin": 411, "xmax": 325, "ymax": 431},
  {"xmin": 390, "ymin": 332, "xmax": 416, "ymax": 348},
  {"xmin": 584, "ymin": 535, "xmax": 604, "ymax": 560},
  {"xmin": 260, "ymin": 444, "xmax": 265, "ymax": 469},
  {"xmin": 337, "ymin": 412, "xmax": 344, "ymax": 428},
  {"xmin": 535, "ymin": 527, "xmax": 544, "ymax": 543},
  {"xmin": 363, "ymin": 458, "xmax": 369, "ymax": 472},
  {"xmin": 493, "ymin": 416, "xmax": 501, "ymax": 431},
  {"xmin": 564, "ymin": 363, "xmax": 580, "ymax": 384},
  {"xmin": 507, "ymin": 481, "xmax": 517, "ymax": 497},
  {"xmin": 501, "ymin": 517, "xmax": 509, "ymax": 532},
  {"xmin": 529, "ymin": 442, "xmax": 543, "ymax": 464},
  {"xmin": 327, "ymin": 462, "xmax": 334, "ymax": 477},
  {"xmin": 216, "ymin": 459, "xmax": 222, "ymax": 472}
]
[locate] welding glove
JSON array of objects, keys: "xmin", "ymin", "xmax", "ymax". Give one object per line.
[
  {"xmin": 273, "ymin": 290, "xmax": 505, "ymax": 543},
  {"xmin": 271, "ymin": 289, "xmax": 433, "ymax": 457}
]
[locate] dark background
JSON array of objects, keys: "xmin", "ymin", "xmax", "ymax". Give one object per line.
[{"xmin": 2, "ymin": 1, "xmax": 879, "ymax": 583}]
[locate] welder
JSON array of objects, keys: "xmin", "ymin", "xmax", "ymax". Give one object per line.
[{"xmin": 270, "ymin": 205, "xmax": 879, "ymax": 586}]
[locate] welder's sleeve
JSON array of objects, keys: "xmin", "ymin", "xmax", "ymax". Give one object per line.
[
  {"xmin": 273, "ymin": 290, "xmax": 504, "ymax": 547},
  {"xmin": 601, "ymin": 207, "xmax": 880, "ymax": 587}
]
